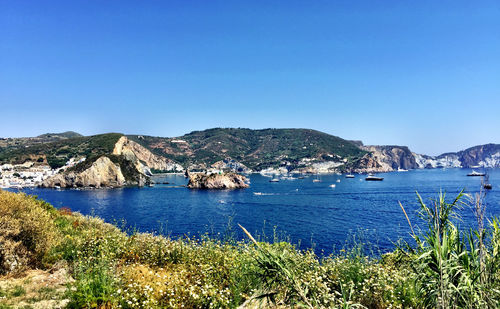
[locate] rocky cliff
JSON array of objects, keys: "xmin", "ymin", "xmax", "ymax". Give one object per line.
[
  {"xmin": 187, "ymin": 172, "xmax": 249, "ymax": 189},
  {"xmin": 414, "ymin": 144, "xmax": 500, "ymax": 168},
  {"xmin": 113, "ymin": 136, "xmax": 183, "ymax": 174},
  {"xmin": 455, "ymin": 144, "xmax": 500, "ymax": 168},
  {"xmin": 41, "ymin": 156, "xmax": 127, "ymax": 188},
  {"xmin": 360, "ymin": 145, "xmax": 418, "ymax": 171},
  {"xmin": 359, "ymin": 144, "xmax": 500, "ymax": 171},
  {"xmin": 41, "ymin": 136, "xmax": 182, "ymax": 188}
]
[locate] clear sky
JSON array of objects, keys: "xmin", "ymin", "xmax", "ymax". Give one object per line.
[{"xmin": 1, "ymin": 1, "xmax": 499, "ymax": 155}]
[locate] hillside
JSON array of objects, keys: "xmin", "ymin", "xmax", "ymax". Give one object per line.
[
  {"xmin": 0, "ymin": 133, "xmax": 123, "ymax": 169},
  {"xmin": 0, "ymin": 131, "xmax": 82, "ymax": 151},
  {"xmin": 36, "ymin": 131, "xmax": 82, "ymax": 139},
  {"xmin": 128, "ymin": 128, "xmax": 367, "ymax": 171}
]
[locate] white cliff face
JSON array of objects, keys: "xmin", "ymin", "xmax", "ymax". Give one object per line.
[
  {"xmin": 413, "ymin": 153, "xmax": 462, "ymax": 169},
  {"xmin": 478, "ymin": 152, "xmax": 500, "ymax": 168},
  {"xmin": 113, "ymin": 136, "xmax": 184, "ymax": 173},
  {"xmin": 311, "ymin": 161, "xmax": 344, "ymax": 173}
]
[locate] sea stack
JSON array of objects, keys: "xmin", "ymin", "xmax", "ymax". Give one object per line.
[{"xmin": 187, "ymin": 172, "xmax": 249, "ymax": 190}]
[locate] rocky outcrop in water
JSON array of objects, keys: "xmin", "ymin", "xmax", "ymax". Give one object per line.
[
  {"xmin": 187, "ymin": 172, "xmax": 249, "ymax": 189},
  {"xmin": 41, "ymin": 156, "xmax": 127, "ymax": 188}
]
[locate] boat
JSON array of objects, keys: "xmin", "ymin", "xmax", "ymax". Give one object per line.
[
  {"xmin": 397, "ymin": 168, "xmax": 408, "ymax": 172},
  {"xmin": 329, "ymin": 184, "xmax": 336, "ymax": 188},
  {"xmin": 312, "ymin": 179, "xmax": 321, "ymax": 183},
  {"xmin": 269, "ymin": 178, "xmax": 280, "ymax": 182},
  {"xmin": 336, "ymin": 179, "xmax": 341, "ymax": 183},
  {"xmin": 345, "ymin": 174, "xmax": 355, "ymax": 178},
  {"xmin": 368, "ymin": 173, "xmax": 374, "ymax": 176},
  {"xmin": 365, "ymin": 175, "xmax": 384, "ymax": 181},
  {"xmin": 298, "ymin": 176, "xmax": 305, "ymax": 179},
  {"xmin": 484, "ymin": 184, "xmax": 493, "ymax": 190},
  {"xmin": 467, "ymin": 170, "xmax": 486, "ymax": 177}
]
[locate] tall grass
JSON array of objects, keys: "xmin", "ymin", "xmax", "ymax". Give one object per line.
[{"xmin": 399, "ymin": 190, "xmax": 500, "ymax": 308}]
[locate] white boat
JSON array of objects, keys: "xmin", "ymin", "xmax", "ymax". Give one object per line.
[
  {"xmin": 467, "ymin": 170, "xmax": 486, "ymax": 176},
  {"xmin": 329, "ymin": 184, "xmax": 336, "ymax": 188},
  {"xmin": 312, "ymin": 179, "xmax": 321, "ymax": 183},
  {"xmin": 269, "ymin": 178, "xmax": 280, "ymax": 182},
  {"xmin": 345, "ymin": 174, "xmax": 355, "ymax": 178},
  {"xmin": 336, "ymin": 179, "xmax": 341, "ymax": 183},
  {"xmin": 397, "ymin": 168, "xmax": 408, "ymax": 172}
]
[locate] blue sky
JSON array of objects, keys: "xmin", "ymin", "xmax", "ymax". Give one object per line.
[{"xmin": 1, "ymin": 1, "xmax": 499, "ymax": 155}]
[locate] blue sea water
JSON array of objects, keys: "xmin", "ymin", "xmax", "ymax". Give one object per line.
[{"xmin": 13, "ymin": 168, "xmax": 500, "ymax": 255}]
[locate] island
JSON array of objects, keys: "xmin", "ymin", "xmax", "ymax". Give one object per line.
[{"xmin": 187, "ymin": 172, "xmax": 249, "ymax": 189}]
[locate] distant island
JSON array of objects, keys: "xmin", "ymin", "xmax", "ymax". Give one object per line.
[{"xmin": 0, "ymin": 128, "xmax": 498, "ymax": 189}]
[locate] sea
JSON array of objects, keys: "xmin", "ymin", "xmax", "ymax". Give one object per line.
[{"xmin": 10, "ymin": 168, "xmax": 500, "ymax": 255}]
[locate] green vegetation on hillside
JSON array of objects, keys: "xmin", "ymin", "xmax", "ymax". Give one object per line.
[
  {"xmin": 129, "ymin": 128, "xmax": 366, "ymax": 170},
  {"xmin": 0, "ymin": 133, "xmax": 123, "ymax": 169},
  {"xmin": 1, "ymin": 189, "xmax": 499, "ymax": 308},
  {"xmin": 37, "ymin": 131, "xmax": 83, "ymax": 139}
]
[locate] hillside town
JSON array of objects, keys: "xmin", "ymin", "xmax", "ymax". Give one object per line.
[{"xmin": 0, "ymin": 158, "xmax": 84, "ymax": 188}]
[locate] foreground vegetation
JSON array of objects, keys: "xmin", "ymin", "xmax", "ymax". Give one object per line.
[{"xmin": 1, "ymin": 189, "xmax": 499, "ymax": 308}]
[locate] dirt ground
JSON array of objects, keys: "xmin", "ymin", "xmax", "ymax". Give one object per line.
[{"xmin": 0, "ymin": 263, "xmax": 73, "ymax": 309}]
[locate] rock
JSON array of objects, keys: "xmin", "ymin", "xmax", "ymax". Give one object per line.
[
  {"xmin": 113, "ymin": 136, "xmax": 184, "ymax": 173},
  {"xmin": 187, "ymin": 172, "xmax": 249, "ymax": 190},
  {"xmin": 360, "ymin": 145, "xmax": 418, "ymax": 171},
  {"xmin": 41, "ymin": 156, "xmax": 126, "ymax": 188},
  {"xmin": 350, "ymin": 153, "xmax": 384, "ymax": 173}
]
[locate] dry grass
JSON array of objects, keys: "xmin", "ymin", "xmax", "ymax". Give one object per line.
[{"xmin": 0, "ymin": 191, "xmax": 61, "ymax": 274}]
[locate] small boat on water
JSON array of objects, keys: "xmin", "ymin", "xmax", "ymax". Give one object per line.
[
  {"xmin": 298, "ymin": 176, "xmax": 305, "ymax": 179},
  {"xmin": 269, "ymin": 178, "xmax": 280, "ymax": 182},
  {"xmin": 345, "ymin": 174, "xmax": 355, "ymax": 178},
  {"xmin": 329, "ymin": 184, "xmax": 336, "ymax": 188},
  {"xmin": 365, "ymin": 175, "xmax": 384, "ymax": 181},
  {"xmin": 397, "ymin": 168, "xmax": 408, "ymax": 172},
  {"xmin": 484, "ymin": 184, "xmax": 493, "ymax": 190},
  {"xmin": 336, "ymin": 179, "xmax": 341, "ymax": 183},
  {"xmin": 312, "ymin": 179, "xmax": 321, "ymax": 183},
  {"xmin": 467, "ymin": 170, "xmax": 486, "ymax": 177}
]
